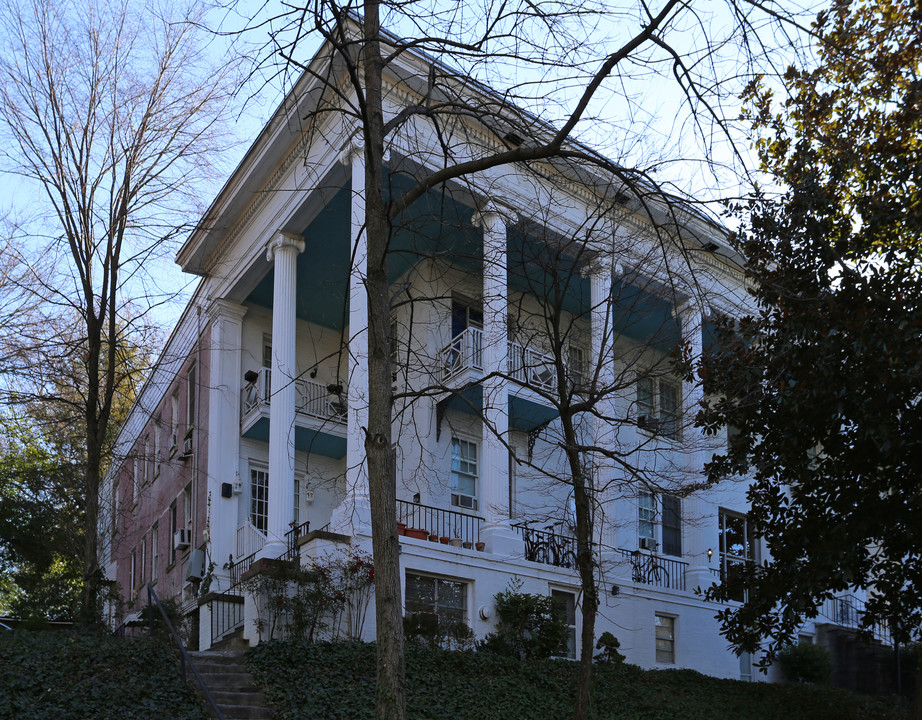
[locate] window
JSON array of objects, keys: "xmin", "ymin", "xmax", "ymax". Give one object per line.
[
  {"xmin": 132, "ymin": 459, "xmax": 139, "ymax": 504},
  {"xmin": 718, "ymin": 510, "xmax": 758, "ymax": 602},
  {"xmin": 567, "ymin": 345, "xmax": 588, "ymax": 389},
  {"xmin": 450, "ymin": 438, "xmax": 478, "ymax": 510},
  {"xmin": 183, "ymin": 483, "xmax": 193, "ymax": 530},
  {"xmin": 739, "ymin": 650, "xmax": 753, "ymax": 681},
  {"xmin": 143, "ymin": 435, "xmax": 150, "ymax": 484},
  {"xmin": 262, "ymin": 337, "xmax": 273, "ymax": 369},
  {"xmin": 662, "ymin": 495, "xmax": 682, "ymax": 557},
  {"xmin": 170, "ymin": 391, "xmax": 180, "ymax": 453},
  {"xmin": 638, "ymin": 492, "xmax": 655, "ymax": 542},
  {"xmin": 129, "ymin": 549, "xmax": 137, "ymax": 593},
  {"xmin": 405, "ymin": 573, "xmax": 467, "ymax": 626},
  {"xmin": 637, "ymin": 492, "xmax": 682, "ymax": 556},
  {"xmin": 151, "ymin": 524, "xmax": 159, "ymax": 582},
  {"xmin": 111, "ymin": 479, "xmax": 120, "ymax": 536},
  {"xmin": 655, "ymin": 614, "xmax": 675, "ymax": 663},
  {"xmin": 636, "ymin": 376, "xmax": 681, "ymax": 440},
  {"xmin": 140, "ymin": 536, "xmax": 147, "ymax": 585},
  {"xmin": 154, "ymin": 417, "xmax": 161, "ymax": 476},
  {"xmin": 168, "ymin": 501, "xmax": 177, "ymax": 564},
  {"xmin": 451, "ymin": 301, "xmax": 483, "ymax": 337},
  {"xmin": 552, "ymin": 589, "xmax": 577, "ymax": 660},
  {"xmin": 251, "ymin": 468, "xmax": 269, "ymax": 533},
  {"xmin": 186, "ymin": 363, "xmax": 196, "ymax": 432}
]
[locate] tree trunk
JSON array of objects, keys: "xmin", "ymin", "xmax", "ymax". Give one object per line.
[
  {"xmin": 362, "ymin": 5, "xmax": 407, "ymax": 720},
  {"xmin": 561, "ymin": 412, "xmax": 598, "ymax": 720}
]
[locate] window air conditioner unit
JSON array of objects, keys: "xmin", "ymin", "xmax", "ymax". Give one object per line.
[
  {"xmin": 173, "ymin": 528, "xmax": 192, "ymax": 551},
  {"xmin": 181, "ymin": 435, "xmax": 193, "ymax": 457},
  {"xmin": 639, "ymin": 536, "xmax": 657, "ymax": 551},
  {"xmin": 451, "ymin": 493, "xmax": 478, "ymax": 511}
]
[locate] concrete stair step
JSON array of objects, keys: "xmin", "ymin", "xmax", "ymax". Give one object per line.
[{"xmin": 187, "ymin": 651, "xmax": 272, "ymax": 720}]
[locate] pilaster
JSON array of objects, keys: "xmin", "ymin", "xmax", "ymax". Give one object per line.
[{"xmin": 205, "ymin": 299, "xmax": 247, "ymax": 581}]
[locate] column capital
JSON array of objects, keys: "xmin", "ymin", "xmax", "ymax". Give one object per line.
[
  {"xmin": 342, "ymin": 133, "xmax": 364, "ymax": 163},
  {"xmin": 266, "ymin": 232, "xmax": 305, "ymax": 263},
  {"xmin": 472, "ymin": 200, "xmax": 517, "ymax": 231},
  {"xmin": 205, "ymin": 298, "xmax": 247, "ymax": 324}
]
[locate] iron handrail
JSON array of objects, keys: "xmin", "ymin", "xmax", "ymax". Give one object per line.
[{"xmin": 145, "ymin": 582, "xmax": 225, "ymax": 720}]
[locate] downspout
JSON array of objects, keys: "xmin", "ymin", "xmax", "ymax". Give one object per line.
[{"xmin": 194, "ymin": 305, "xmax": 203, "ymax": 559}]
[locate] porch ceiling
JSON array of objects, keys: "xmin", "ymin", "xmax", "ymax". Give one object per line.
[{"xmin": 243, "ymin": 173, "xmax": 682, "ymax": 354}]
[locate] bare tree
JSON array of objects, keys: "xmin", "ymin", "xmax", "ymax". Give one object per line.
[
  {"xmin": 0, "ymin": 0, "xmax": 238, "ymax": 621},
  {"xmin": 227, "ymin": 2, "xmax": 811, "ymax": 718}
]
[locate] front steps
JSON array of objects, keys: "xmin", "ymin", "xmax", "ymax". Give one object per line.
[{"xmin": 189, "ymin": 651, "xmax": 272, "ymax": 720}]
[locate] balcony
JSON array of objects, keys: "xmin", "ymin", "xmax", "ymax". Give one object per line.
[
  {"xmin": 240, "ymin": 367, "xmax": 348, "ymax": 458},
  {"xmin": 397, "ymin": 499, "xmax": 482, "ymax": 548},
  {"xmin": 616, "ymin": 548, "xmax": 688, "ymax": 592},
  {"xmin": 437, "ymin": 328, "xmax": 558, "ymax": 394},
  {"xmin": 512, "ymin": 523, "xmax": 575, "ymax": 569}
]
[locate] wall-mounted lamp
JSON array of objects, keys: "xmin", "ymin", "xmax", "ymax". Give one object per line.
[
  {"xmin": 610, "ymin": 585, "xmax": 621, "ymax": 597},
  {"xmin": 244, "ymin": 369, "xmax": 259, "ymax": 383},
  {"xmin": 707, "ymin": 548, "xmax": 713, "ymax": 563}
]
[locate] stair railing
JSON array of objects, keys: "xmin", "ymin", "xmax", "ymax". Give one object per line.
[{"xmin": 146, "ymin": 582, "xmax": 226, "ymax": 720}]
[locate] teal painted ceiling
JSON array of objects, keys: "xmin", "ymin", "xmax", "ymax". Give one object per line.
[{"xmin": 244, "ymin": 173, "xmax": 680, "ymax": 354}]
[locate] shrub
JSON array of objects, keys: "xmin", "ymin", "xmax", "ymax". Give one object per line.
[
  {"xmin": 777, "ymin": 641, "xmax": 834, "ymax": 684},
  {"xmin": 479, "ymin": 579, "xmax": 568, "ymax": 660},
  {"xmin": 0, "ymin": 630, "xmax": 206, "ymax": 719},
  {"xmin": 595, "ymin": 631, "xmax": 625, "ymax": 664}
]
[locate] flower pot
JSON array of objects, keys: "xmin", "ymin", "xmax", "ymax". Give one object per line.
[
  {"xmin": 405, "ymin": 528, "xmax": 428, "ymax": 540},
  {"xmin": 449, "ymin": 538, "xmax": 463, "ymax": 548},
  {"xmin": 439, "ymin": 536, "xmax": 450, "ymax": 544},
  {"xmin": 397, "ymin": 523, "xmax": 407, "ymax": 536},
  {"xmin": 475, "ymin": 541, "xmax": 485, "ymax": 552},
  {"xmin": 428, "ymin": 534, "xmax": 439, "ymax": 542},
  {"xmin": 462, "ymin": 541, "xmax": 473, "ymax": 549}
]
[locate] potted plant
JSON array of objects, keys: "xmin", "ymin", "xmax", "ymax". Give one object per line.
[
  {"xmin": 397, "ymin": 522, "xmax": 407, "ymax": 536},
  {"xmin": 428, "ymin": 533, "xmax": 439, "ymax": 542},
  {"xmin": 439, "ymin": 536, "xmax": 450, "ymax": 544},
  {"xmin": 449, "ymin": 537, "xmax": 463, "ymax": 548},
  {"xmin": 405, "ymin": 527, "xmax": 428, "ymax": 540},
  {"xmin": 475, "ymin": 541, "xmax": 485, "ymax": 552}
]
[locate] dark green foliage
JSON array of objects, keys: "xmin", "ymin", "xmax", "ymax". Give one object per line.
[
  {"xmin": 246, "ymin": 640, "xmax": 905, "ymax": 720},
  {"xmin": 479, "ymin": 583, "xmax": 568, "ymax": 660},
  {"xmin": 698, "ymin": 0, "xmax": 922, "ymax": 659},
  {"xmin": 0, "ymin": 425, "xmax": 82, "ymax": 620},
  {"xmin": 404, "ymin": 612, "xmax": 475, "ymax": 651},
  {"xmin": 777, "ymin": 643, "xmax": 834, "ymax": 684},
  {"xmin": 595, "ymin": 631, "xmax": 625, "ymax": 665},
  {"xmin": 0, "ymin": 630, "xmax": 207, "ymax": 720}
]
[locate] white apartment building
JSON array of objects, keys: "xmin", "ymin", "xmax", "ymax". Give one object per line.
[{"xmin": 101, "ymin": 29, "xmax": 870, "ymax": 683}]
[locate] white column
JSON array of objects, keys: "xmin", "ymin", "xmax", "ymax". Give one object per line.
[
  {"xmin": 331, "ymin": 137, "xmax": 372, "ymax": 535},
  {"xmin": 589, "ymin": 256, "xmax": 619, "ymax": 559},
  {"xmin": 205, "ymin": 299, "xmax": 247, "ymax": 584},
  {"xmin": 677, "ymin": 300, "xmax": 714, "ymax": 590},
  {"xmin": 263, "ymin": 231, "xmax": 305, "ymax": 557},
  {"xmin": 472, "ymin": 201, "xmax": 519, "ymax": 555}
]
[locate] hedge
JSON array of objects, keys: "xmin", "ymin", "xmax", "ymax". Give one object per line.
[
  {"xmin": 0, "ymin": 630, "xmax": 207, "ymax": 720},
  {"xmin": 246, "ymin": 640, "xmax": 906, "ymax": 720}
]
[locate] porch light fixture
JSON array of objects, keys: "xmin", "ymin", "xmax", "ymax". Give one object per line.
[
  {"xmin": 244, "ymin": 369, "xmax": 259, "ymax": 383},
  {"xmin": 707, "ymin": 548, "xmax": 713, "ymax": 563}
]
